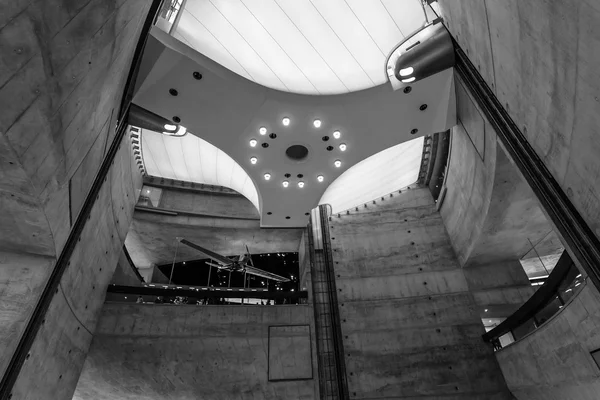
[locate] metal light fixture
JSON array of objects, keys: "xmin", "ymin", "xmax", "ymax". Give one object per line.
[
  {"xmin": 282, "ymin": 117, "xmax": 290, "ymax": 126},
  {"xmin": 339, "ymin": 143, "xmax": 347, "ymax": 151},
  {"xmin": 298, "ymin": 181, "xmax": 305, "ymax": 188},
  {"xmin": 264, "ymin": 173, "xmax": 271, "ymax": 180},
  {"xmin": 249, "ymin": 139, "xmax": 257, "ymax": 147},
  {"xmin": 317, "ymin": 175, "xmax": 324, "ymax": 182},
  {"xmin": 333, "ymin": 130, "xmax": 341, "ymax": 139},
  {"xmin": 259, "ymin": 127, "xmax": 267, "ymax": 135},
  {"xmin": 334, "ymin": 160, "xmax": 341, "ymax": 168},
  {"xmin": 282, "ymin": 180, "xmax": 289, "ymax": 188},
  {"xmin": 313, "ymin": 119, "xmax": 322, "ymax": 128},
  {"xmin": 250, "ymin": 157, "xmax": 258, "ymax": 164}
]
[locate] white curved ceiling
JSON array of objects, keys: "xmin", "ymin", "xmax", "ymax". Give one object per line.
[
  {"xmin": 173, "ymin": 0, "xmax": 430, "ymax": 94},
  {"xmin": 140, "ymin": 128, "xmax": 260, "ymax": 210},
  {"xmin": 319, "ymin": 137, "xmax": 424, "ymax": 213}
]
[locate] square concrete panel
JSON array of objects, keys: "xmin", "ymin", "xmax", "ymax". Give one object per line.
[
  {"xmin": 268, "ymin": 325, "xmax": 313, "ymax": 381},
  {"xmin": 456, "ymin": 79, "xmax": 486, "ymax": 161}
]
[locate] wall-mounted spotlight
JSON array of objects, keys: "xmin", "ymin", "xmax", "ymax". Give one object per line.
[
  {"xmin": 128, "ymin": 104, "xmax": 187, "ymax": 137},
  {"xmin": 386, "ymin": 21, "xmax": 455, "ymax": 90}
]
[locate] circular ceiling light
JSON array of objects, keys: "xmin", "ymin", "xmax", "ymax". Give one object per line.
[
  {"xmin": 402, "ymin": 77, "xmax": 416, "ymax": 83},
  {"xmin": 282, "ymin": 117, "xmax": 290, "ymax": 126},
  {"xmin": 339, "ymin": 143, "xmax": 347, "ymax": 151},
  {"xmin": 264, "ymin": 173, "xmax": 271, "ymax": 180},
  {"xmin": 250, "ymin": 157, "xmax": 258, "ymax": 164},
  {"xmin": 399, "ymin": 67, "xmax": 414, "ymax": 77},
  {"xmin": 249, "ymin": 139, "xmax": 257, "ymax": 147},
  {"xmin": 164, "ymin": 123, "xmax": 177, "ymax": 131},
  {"xmin": 259, "ymin": 127, "xmax": 267, "ymax": 135},
  {"xmin": 313, "ymin": 119, "xmax": 322, "ymax": 128},
  {"xmin": 334, "ymin": 160, "xmax": 342, "ymax": 168},
  {"xmin": 333, "ymin": 130, "xmax": 341, "ymax": 139},
  {"xmin": 317, "ymin": 175, "xmax": 324, "ymax": 182},
  {"xmin": 298, "ymin": 181, "xmax": 305, "ymax": 188},
  {"xmin": 282, "ymin": 180, "xmax": 289, "ymax": 188}
]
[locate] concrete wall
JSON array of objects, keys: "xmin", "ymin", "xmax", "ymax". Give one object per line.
[
  {"xmin": 157, "ymin": 186, "xmax": 259, "ymax": 219},
  {"xmin": 330, "ymin": 187, "xmax": 512, "ymax": 399},
  {"xmin": 110, "ymin": 249, "xmax": 143, "ymax": 286},
  {"xmin": 496, "ymin": 283, "xmax": 600, "ymax": 399},
  {"xmin": 0, "ymin": 0, "xmax": 149, "ymax": 397},
  {"xmin": 73, "ymin": 303, "xmax": 319, "ymax": 399},
  {"xmin": 439, "ymin": 0, "xmax": 600, "ymax": 243}
]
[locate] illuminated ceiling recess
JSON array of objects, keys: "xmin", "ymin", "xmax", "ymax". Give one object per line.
[
  {"xmin": 172, "ymin": 0, "xmax": 435, "ymax": 94},
  {"xmin": 134, "ymin": 21, "xmax": 455, "ymax": 228},
  {"xmin": 141, "ymin": 128, "xmax": 260, "ymax": 210}
]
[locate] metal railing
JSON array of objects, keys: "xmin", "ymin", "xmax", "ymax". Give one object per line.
[{"xmin": 483, "ymin": 251, "xmax": 585, "ymax": 350}]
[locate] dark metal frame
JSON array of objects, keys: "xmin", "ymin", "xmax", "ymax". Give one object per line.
[
  {"xmin": 454, "ymin": 41, "xmax": 600, "ymax": 291},
  {"xmin": 0, "ymin": 1, "xmax": 165, "ymax": 397},
  {"xmin": 482, "ymin": 251, "xmax": 573, "ymax": 343}
]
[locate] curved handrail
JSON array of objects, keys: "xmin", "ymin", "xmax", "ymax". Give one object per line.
[
  {"xmin": 122, "ymin": 245, "xmax": 146, "ymax": 283},
  {"xmin": 482, "ymin": 251, "xmax": 574, "ymax": 343}
]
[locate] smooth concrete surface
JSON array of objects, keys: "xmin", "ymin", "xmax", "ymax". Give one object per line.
[
  {"xmin": 126, "ymin": 210, "xmax": 304, "ymax": 267},
  {"xmin": 0, "ymin": 0, "xmax": 149, "ymax": 396},
  {"xmin": 330, "ymin": 187, "xmax": 512, "ymax": 399},
  {"xmin": 155, "ymin": 185, "xmax": 260, "ymax": 219},
  {"xmin": 496, "ymin": 283, "xmax": 600, "ymax": 400},
  {"xmin": 110, "ymin": 249, "xmax": 143, "ymax": 286},
  {"xmin": 440, "ymin": 0, "xmax": 600, "ymax": 243},
  {"xmin": 73, "ymin": 303, "xmax": 318, "ymax": 399}
]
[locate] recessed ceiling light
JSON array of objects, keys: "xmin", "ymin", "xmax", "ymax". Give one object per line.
[
  {"xmin": 298, "ymin": 181, "xmax": 305, "ymax": 188},
  {"xmin": 164, "ymin": 123, "xmax": 177, "ymax": 131},
  {"xmin": 339, "ymin": 143, "xmax": 347, "ymax": 151},
  {"xmin": 399, "ymin": 67, "xmax": 414, "ymax": 76},
  {"xmin": 249, "ymin": 139, "xmax": 257, "ymax": 147},
  {"xmin": 250, "ymin": 157, "xmax": 257, "ymax": 164},
  {"xmin": 313, "ymin": 119, "xmax": 321, "ymax": 128},
  {"xmin": 333, "ymin": 130, "xmax": 341, "ymax": 139},
  {"xmin": 282, "ymin": 117, "xmax": 290, "ymax": 126},
  {"xmin": 484, "ymin": 309, "xmax": 488, "ymax": 312},
  {"xmin": 334, "ymin": 160, "xmax": 341, "ymax": 168},
  {"xmin": 282, "ymin": 180, "xmax": 289, "ymax": 188},
  {"xmin": 259, "ymin": 127, "xmax": 267, "ymax": 135},
  {"xmin": 264, "ymin": 173, "xmax": 271, "ymax": 180},
  {"xmin": 317, "ymin": 175, "xmax": 324, "ymax": 182},
  {"xmin": 402, "ymin": 77, "xmax": 416, "ymax": 83}
]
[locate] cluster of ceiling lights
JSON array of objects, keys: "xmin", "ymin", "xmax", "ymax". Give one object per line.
[
  {"xmin": 399, "ymin": 66, "xmax": 415, "ymax": 83},
  {"xmin": 248, "ymin": 116, "xmax": 347, "ymax": 188}
]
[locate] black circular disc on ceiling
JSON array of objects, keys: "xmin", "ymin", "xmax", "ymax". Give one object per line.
[
  {"xmin": 169, "ymin": 88, "xmax": 178, "ymax": 96},
  {"xmin": 411, "ymin": 129, "xmax": 418, "ymax": 135},
  {"xmin": 403, "ymin": 86, "xmax": 412, "ymax": 94},
  {"xmin": 326, "ymin": 145, "xmax": 334, "ymax": 151},
  {"xmin": 269, "ymin": 133, "xmax": 277, "ymax": 139},
  {"xmin": 262, "ymin": 142, "xmax": 269, "ymax": 148},
  {"xmin": 267, "ymin": 212, "xmax": 272, "ymax": 215},
  {"xmin": 305, "ymin": 212, "xmax": 309, "ymax": 216},
  {"xmin": 284, "ymin": 173, "xmax": 291, "ymax": 178},
  {"xmin": 193, "ymin": 71, "xmax": 202, "ymax": 80},
  {"xmin": 286, "ymin": 145, "xmax": 309, "ymax": 161},
  {"xmin": 173, "ymin": 116, "xmax": 181, "ymax": 123},
  {"xmin": 285, "ymin": 216, "xmax": 291, "ymax": 219},
  {"xmin": 322, "ymin": 136, "xmax": 330, "ymax": 141},
  {"xmin": 297, "ymin": 174, "xmax": 303, "ymax": 178},
  {"xmin": 419, "ymin": 104, "xmax": 428, "ymax": 111}
]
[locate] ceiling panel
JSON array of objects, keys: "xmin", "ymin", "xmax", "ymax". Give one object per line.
[
  {"xmin": 141, "ymin": 129, "xmax": 260, "ymax": 210},
  {"xmin": 173, "ymin": 0, "xmax": 427, "ymax": 94},
  {"xmin": 319, "ymin": 137, "xmax": 424, "ymax": 213}
]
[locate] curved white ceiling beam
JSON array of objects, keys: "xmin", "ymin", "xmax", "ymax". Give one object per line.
[
  {"xmin": 319, "ymin": 137, "xmax": 424, "ymax": 214},
  {"xmin": 173, "ymin": 0, "xmax": 428, "ymax": 94},
  {"xmin": 141, "ymin": 128, "xmax": 260, "ymax": 211},
  {"xmin": 134, "ymin": 28, "xmax": 455, "ymax": 228}
]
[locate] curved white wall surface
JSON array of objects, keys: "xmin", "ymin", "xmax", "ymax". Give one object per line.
[
  {"xmin": 319, "ymin": 137, "xmax": 424, "ymax": 213},
  {"xmin": 141, "ymin": 128, "xmax": 260, "ymax": 210}
]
